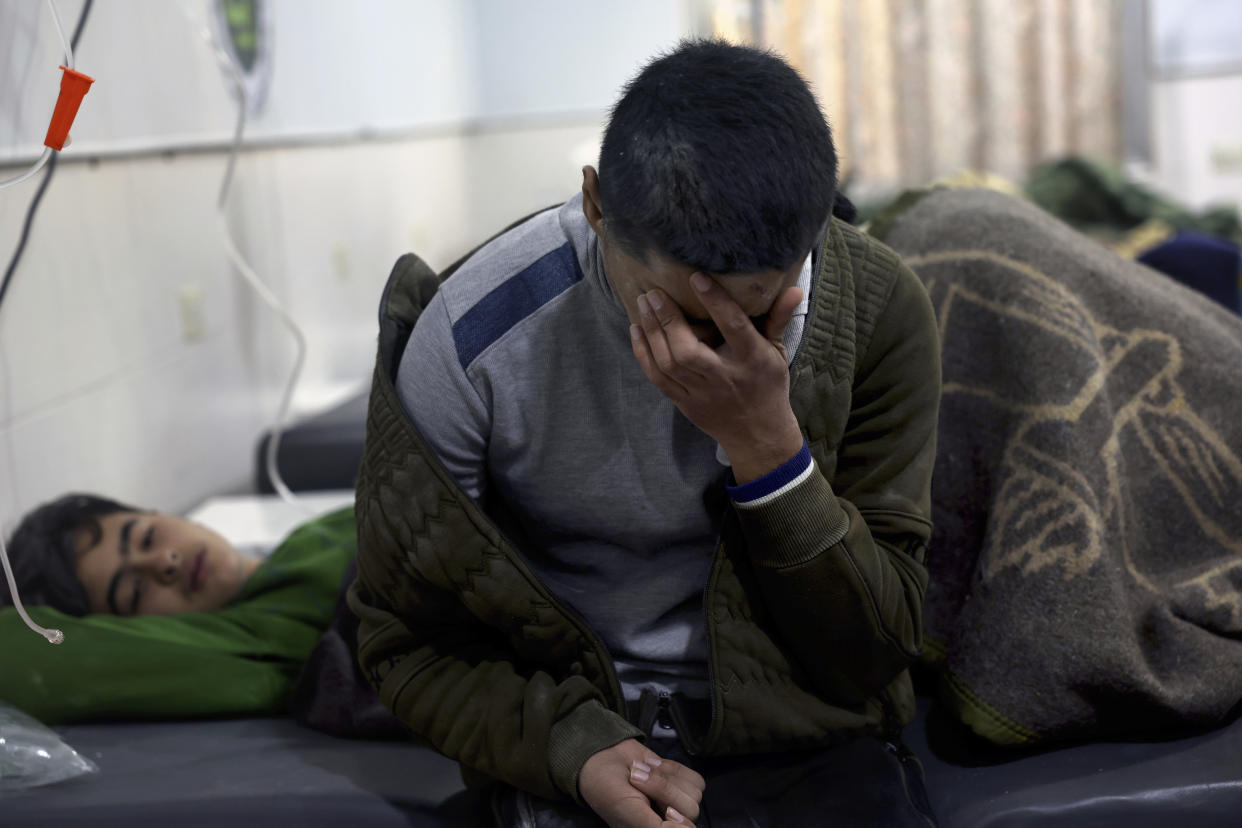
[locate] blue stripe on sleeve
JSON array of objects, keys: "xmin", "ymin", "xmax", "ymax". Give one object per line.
[
  {"xmin": 451, "ymin": 243, "xmax": 584, "ymax": 371},
  {"xmin": 727, "ymin": 440, "xmax": 813, "ymax": 505}
]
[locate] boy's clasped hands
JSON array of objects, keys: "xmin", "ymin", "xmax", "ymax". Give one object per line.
[{"xmin": 580, "ymin": 738, "xmax": 706, "ymax": 827}]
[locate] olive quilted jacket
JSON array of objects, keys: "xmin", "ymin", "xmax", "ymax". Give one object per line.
[{"xmin": 348, "ymin": 216, "xmax": 940, "ymax": 802}]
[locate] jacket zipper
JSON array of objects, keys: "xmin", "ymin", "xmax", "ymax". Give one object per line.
[
  {"xmin": 687, "ymin": 239, "xmax": 824, "ymax": 753},
  {"xmin": 880, "ymin": 697, "xmax": 937, "ymax": 827},
  {"xmin": 696, "ymin": 534, "xmax": 728, "ymax": 755},
  {"xmin": 523, "ymin": 562, "xmax": 626, "ymax": 716},
  {"xmin": 657, "ymin": 691, "xmax": 673, "ymax": 731},
  {"xmin": 443, "ymin": 498, "xmax": 626, "ymax": 714},
  {"xmin": 406, "ymin": 445, "xmax": 626, "ymax": 715},
  {"xmin": 879, "ymin": 695, "xmax": 906, "ymax": 758}
]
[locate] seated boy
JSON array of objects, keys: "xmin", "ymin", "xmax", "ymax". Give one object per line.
[
  {"xmin": 349, "ymin": 40, "xmax": 940, "ymax": 827},
  {"xmin": 0, "ymin": 493, "xmax": 354, "ymax": 724}
]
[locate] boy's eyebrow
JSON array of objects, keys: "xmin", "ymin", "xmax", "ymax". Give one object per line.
[
  {"xmin": 119, "ymin": 518, "xmax": 134, "ymax": 558},
  {"xmin": 105, "ymin": 518, "xmax": 137, "ymax": 615}
]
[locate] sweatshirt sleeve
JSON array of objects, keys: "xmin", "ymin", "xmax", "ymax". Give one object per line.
[
  {"xmin": 395, "ymin": 290, "xmax": 491, "ymax": 502},
  {"xmin": 730, "ymin": 260, "xmax": 940, "ymax": 705}
]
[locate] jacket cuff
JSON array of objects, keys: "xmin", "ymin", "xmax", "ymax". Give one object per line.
[
  {"xmin": 547, "ymin": 700, "xmax": 644, "ymax": 804},
  {"xmin": 733, "ymin": 463, "xmax": 850, "ymax": 569},
  {"xmin": 726, "ymin": 440, "xmax": 814, "ymax": 506}
]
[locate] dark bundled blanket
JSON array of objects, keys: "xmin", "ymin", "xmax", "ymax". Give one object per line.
[
  {"xmin": 289, "ymin": 560, "xmax": 408, "ymax": 740},
  {"xmin": 871, "ymin": 188, "xmax": 1242, "ymax": 746}
]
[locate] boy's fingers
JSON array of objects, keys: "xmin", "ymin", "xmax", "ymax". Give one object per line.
[
  {"xmin": 637, "ymin": 292, "xmax": 709, "ymax": 381},
  {"xmin": 664, "ymin": 806, "xmax": 695, "ymax": 826},
  {"xmin": 635, "ymin": 295, "xmax": 680, "ymax": 380},
  {"xmin": 641, "ymin": 290, "xmax": 714, "ymax": 373},
  {"xmin": 689, "ymin": 272, "xmax": 762, "ymax": 356},
  {"xmin": 631, "ymin": 325, "xmax": 689, "ymax": 399},
  {"xmin": 629, "ymin": 761, "xmax": 703, "ymax": 823},
  {"xmin": 682, "ymin": 765, "xmax": 707, "ymax": 794},
  {"xmin": 641, "ymin": 754, "xmax": 707, "ymax": 795},
  {"xmin": 649, "ymin": 757, "xmax": 706, "ymax": 794},
  {"xmin": 610, "ymin": 795, "xmax": 670, "ymax": 828},
  {"xmin": 635, "ymin": 749, "xmax": 705, "ymax": 789},
  {"xmin": 764, "ymin": 286, "xmax": 804, "ymax": 343}
]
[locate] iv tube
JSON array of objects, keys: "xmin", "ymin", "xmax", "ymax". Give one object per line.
[
  {"xmin": 182, "ymin": 4, "xmax": 312, "ymax": 516},
  {"xmin": 0, "ymin": 533, "xmax": 63, "ymax": 645},
  {"xmin": 0, "ymin": 0, "xmax": 73, "ymax": 191}
]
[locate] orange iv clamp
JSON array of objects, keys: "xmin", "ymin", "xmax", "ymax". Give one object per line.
[{"xmin": 43, "ymin": 65, "xmax": 94, "ymax": 151}]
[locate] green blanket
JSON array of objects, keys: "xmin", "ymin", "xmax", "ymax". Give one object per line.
[{"xmin": 871, "ymin": 188, "xmax": 1242, "ymax": 746}]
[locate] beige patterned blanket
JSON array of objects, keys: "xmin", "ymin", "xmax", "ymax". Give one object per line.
[{"xmin": 870, "ymin": 188, "xmax": 1242, "ymax": 746}]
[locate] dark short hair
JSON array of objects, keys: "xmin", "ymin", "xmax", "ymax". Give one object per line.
[
  {"xmin": 2, "ymin": 493, "xmax": 140, "ymax": 616},
  {"xmin": 598, "ymin": 38, "xmax": 838, "ymax": 274}
]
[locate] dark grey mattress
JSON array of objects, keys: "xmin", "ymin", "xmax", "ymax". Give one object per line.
[
  {"xmin": 908, "ymin": 700, "xmax": 1242, "ymax": 827},
  {"xmin": 9, "ymin": 699, "xmax": 1242, "ymax": 826},
  {"xmin": 6, "ymin": 717, "xmax": 475, "ymax": 826}
]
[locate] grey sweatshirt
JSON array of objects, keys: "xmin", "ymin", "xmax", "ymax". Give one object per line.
[{"xmin": 395, "ymin": 195, "xmax": 809, "ymax": 709}]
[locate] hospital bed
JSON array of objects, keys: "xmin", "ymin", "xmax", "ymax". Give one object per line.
[
  {"xmin": 9, "ymin": 393, "xmax": 1241, "ymax": 826},
  {"xmin": 11, "ymin": 694, "xmax": 1241, "ymax": 826}
]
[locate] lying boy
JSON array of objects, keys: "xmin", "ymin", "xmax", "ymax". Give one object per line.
[
  {"xmin": 0, "ymin": 493, "xmax": 354, "ymax": 724},
  {"xmin": 349, "ymin": 40, "xmax": 940, "ymax": 827}
]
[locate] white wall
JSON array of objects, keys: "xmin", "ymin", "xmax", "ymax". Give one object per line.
[
  {"xmin": 1149, "ymin": 74, "xmax": 1242, "ymax": 214},
  {"xmin": 0, "ymin": 0, "xmax": 697, "ymax": 528},
  {"xmin": 1143, "ymin": 0, "xmax": 1242, "ymax": 213},
  {"xmin": 469, "ymin": 1, "xmax": 692, "ymax": 119},
  {"xmin": 1, "ymin": 0, "xmax": 480, "ymax": 157}
]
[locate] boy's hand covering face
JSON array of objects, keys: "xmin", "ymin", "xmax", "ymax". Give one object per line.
[{"xmin": 630, "ymin": 273, "xmax": 805, "ymax": 483}]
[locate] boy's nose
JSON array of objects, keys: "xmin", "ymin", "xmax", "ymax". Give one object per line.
[{"xmin": 141, "ymin": 548, "xmax": 181, "ymax": 581}]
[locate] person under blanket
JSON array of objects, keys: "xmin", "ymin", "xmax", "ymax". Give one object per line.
[
  {"xmin": 0, "ymin": 492, "xmax": 354, "ymax": 725},
  {"xmin": 349, "ymin": 39, "xmax": 941, "ymax": 828}
]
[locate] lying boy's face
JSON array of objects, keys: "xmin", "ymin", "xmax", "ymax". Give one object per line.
[{"xmin": 74, "ymin": 512, "xmax": 260, "ymax": 615}]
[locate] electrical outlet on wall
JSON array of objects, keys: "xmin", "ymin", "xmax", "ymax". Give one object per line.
[
  {"xmin": 179, "ymin": 284, "xmax": 207, "ymax": 343},
  {"xmin": 1211, "ymin": 143, "xmax": 1242, "ymax": 174},
  {"xmin": 332, "ymin": 243, "xmax": 350, "ymax": 281}
]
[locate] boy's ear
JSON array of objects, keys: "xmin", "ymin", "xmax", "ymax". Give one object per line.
[{"xmin": 581, "ymin": 165, "xmax": 605, "ymax": 236}]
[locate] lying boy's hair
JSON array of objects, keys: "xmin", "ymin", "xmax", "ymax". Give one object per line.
[
  {"xmin": 598, "ymin": 38, "xmax": 838, "ymax": 274},
  {"xmin": 2, "ymin": 493, "xmax": 139, "ymax": 616}
]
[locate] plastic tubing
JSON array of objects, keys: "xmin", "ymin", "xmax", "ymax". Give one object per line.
[
  {"xmin": 183, "ymin": 4, "xmax": 311, "ymax": 515},
  {"xmin": 0, "ymin": 148, "xmax": 53, "ymax": 190},
  {"xmin": 45, "ymin": 0, "xmax": 73, "ymax": 70},
  {"xmin": 0, "ymin": 0, "xmax": 76, "ymax": 642},
  {"xmin": 0, "ymin": 0, "xmax": 73, "ymax": 191},
  {"xmin": 0, "ymin": 533, "xmax": 63, "ymax": 644}
]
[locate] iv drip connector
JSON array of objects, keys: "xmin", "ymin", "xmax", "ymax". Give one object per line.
[{"xmin": 43, "ymin": 65, "xmax": 94, "ymax": 151}]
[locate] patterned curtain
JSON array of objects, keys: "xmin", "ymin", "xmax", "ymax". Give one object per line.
[{"xmin": 708, "ymin": 0, "xmax": 1123, "ymax": 198}]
